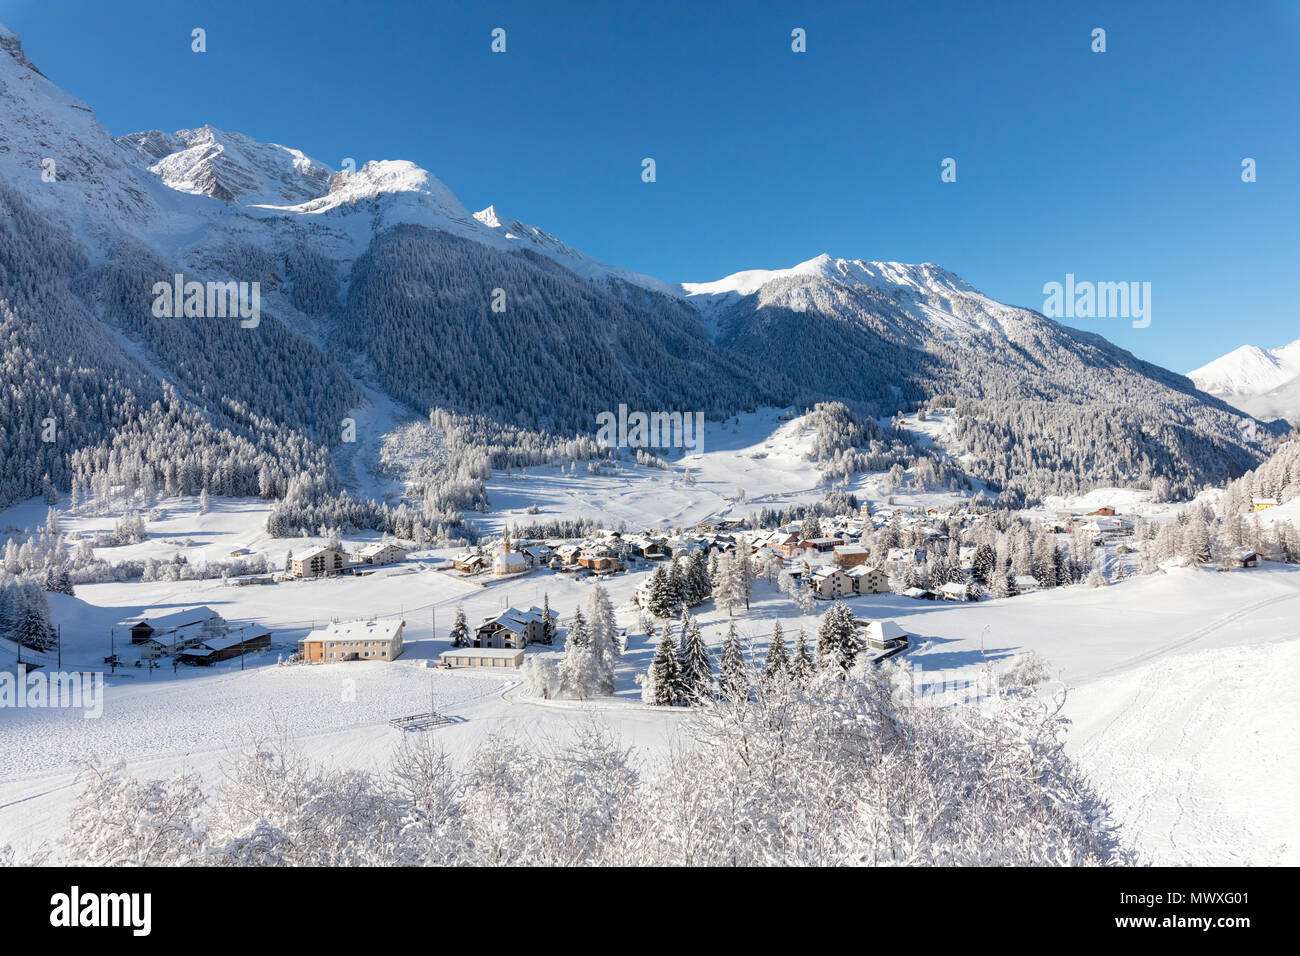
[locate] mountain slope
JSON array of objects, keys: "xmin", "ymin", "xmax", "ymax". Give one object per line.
[
  {"xmin": 0, "ymin": 21, "xmax": 1282, "ymax": 513},
  {"xmin": 685, "ymin": 256, "xmax": 1281, "ymax": 499}
]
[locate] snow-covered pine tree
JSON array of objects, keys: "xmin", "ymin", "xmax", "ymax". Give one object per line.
[
  {"xmin": 645, "ymin": 566, "xmax": 673, "ymax": 619},
  {"xmin": 650, "ymin": 629, "xmax": 684, "ymax": 707},
  {"xmin": 736, "ymin": 549, "xmax": 754, "ymax": 611},
  {"xmin": 711, "ymin": 552, "xmax": 741, "ymax": 617},
  {"xmin": 450, "ymin": 606, "xmax": 471, "ymax": 648},
  {"xmin": 10, "ymin": 584, "xmax": 56, "ymax": 652},
  {"xmin": 567, "ymin": 608, "xmax": 588, "ymax": 647},
  {"xmin": 687, "ymin": 549, "xmax": 712, "ymax": 605},
  {"xmin": 559, "ymin": 613, "xmax": 601, "ymax": 700},
  {"xmin": 718, "ymin": 621, "xmax": 748, "ymax": 702},
  {"xmin": 676, "ymin": 612, "xmax": 713, "ymax": 703},
  {"xmin": 762, "ymin": 620, "xmax": 789, "ymax": 688},
  {"xmin": 540, "ymin": 593, "xmax": 556, "ymax": 645},
  {"xmin": 585, "ymin": 584, "xmax": 618, "ymax": 694},
  {"xmin": 815, "ymin": 600, "xmax": 860, "ymax": 672}
]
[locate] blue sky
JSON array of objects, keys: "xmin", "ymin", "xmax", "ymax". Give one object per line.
[{"xmin": 4, "ymin": 0, "xmax": 1298, "ymax": 372}]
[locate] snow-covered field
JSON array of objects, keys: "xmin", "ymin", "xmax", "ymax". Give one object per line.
[
  {"xmin": 476, "ymin": 408, "xmax": 977, "ymax": 536},
  {"xmin": 1, "ymin": 414, "xmax": 1297, "ymax": 866}
]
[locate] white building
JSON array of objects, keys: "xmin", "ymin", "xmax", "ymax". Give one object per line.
[
  {"xmin": 859, "ymin": 619, "xmax": 908, "ymax": 649},
  {"xmin": 298, "ymin": 618, "xmax": 405, "ymax": 662},
  {"xmin": 847, "ymin": 565, "xmax": 890, "ymax": 595},
  {"xmin": 493, "ymin": 551, "xmax": 528, "ymax": 575},
  {"xmin": 353, "ymin": 542, "xmax": 407, "ymax": 566}
]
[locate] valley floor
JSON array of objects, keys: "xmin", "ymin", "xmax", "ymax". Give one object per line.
[
  {"xmin": 0, "ymin": 414, "xmax": 1294, "ymax": 866},
  {"xmin": 2, "ymin": 532, "xmax": 1296, "ymax": 865}
]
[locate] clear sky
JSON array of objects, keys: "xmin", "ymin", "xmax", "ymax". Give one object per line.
[{"xmin": 4, "ymin": 0, "xmax": 1298, "ymax": 372}]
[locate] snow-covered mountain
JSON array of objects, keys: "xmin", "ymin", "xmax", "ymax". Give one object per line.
[
  {"xmin": 1188, "ymin": 341, "xmax": 1300, "ymax": 424},
  {"xmin": 117, "ymin": 125, "xmax": 334, "ymax": 206},
  {"xmin": 0, "ymin": 20, "xmax": 1282, "ymax": 511}
]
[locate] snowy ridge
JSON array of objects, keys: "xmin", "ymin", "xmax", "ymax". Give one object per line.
[
  {"xmin": 1188, "ymin": 341, "xmax": 1300, "ymax": 396},
  {"xmin": 681, "ymin": 252, "xmax": 1038, "ymax": 341},
  {"xmin": 119, "ymin": 125, "xmax": 333, "ymax": 206},
  {"xmin": 1189, "ymin": 340, "xmax": 1300, "ymax": 423},
  {"xmin": 683, "ymin": 253, "xmax": 978, "ymax": 300}
]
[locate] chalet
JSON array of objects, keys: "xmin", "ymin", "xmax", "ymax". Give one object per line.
[
  {"xmin": 440, "ymin": 646, "xmax": 525, "ymax": 669},
  {"xmin": 768, "ymin": 532, "xmax": 803, "ymax": 558},
  {"xmin": 802, "ymin": 537, "xmax": 842, "ymax": 555},
  {"xmin": 1014, "ymin": 574, "xmax": 1040, "ymax": 592},
  {"xmin": 938, "ymin": 581, "xmax": 970, "ymax": 602},
  {"xmin": 353, "ymin": 542, "xmax": 407, "ymax": 567},
  {"xmin": 626, "ymin": 536, "xmax": 667, "ymax": 560},
  {"xmin": 808, "ymin": 566, "xmax": 854, "ymax": 599},
  {"xmin": 290, "ymin": 545, "xmax": 348, "ymax": 579},
  {"xmin": 1089, "ymin": 506, "xmax": 1117, "ymax": 517},
  {"xmin": 903, "ymin": 587, "xmax": 937, "ymax": 601},
  {"xmin": 847, "ymin": 565, "xmax": 890, "ymax": 595},
  {"xmin": 832, "ymin": 544, "xmax": 872, "ymax": 569},
  {"xmin": 577, "ymin": 545, "xmax": 623, "ymax": 574},
  {"xmin": 453, "ymin": 552, "xmax": 489, "ymax": 574},
  {"xmin": 886, "ymin": 548, "xmax": 924, "ymax": 565},
  {"xmin": 474, "ymin": 606, "xmax": 553, "ymax": 649},
  {"xmin": 492, "ymin": 551, "xmax": 528, "ymax": 576},
  {"xmin": 520, "ymin": 544, "xmax": 553, "ymax": 567},
  {"xmin": 178, "ymin": 630, "xmax": 271, "ymax": 666},
  {"xmin": 128, "ymin": 606, "xmax": 224, "ymax": 645},
  {"xmin": 552, "ymin": 543, "xmax": 582, "ymax": 566},
  {"xmin": 1235, "ymin": 550, "xmax": 1261, "ymax": 569},
  {"xmin": 857, "ymin": 619, "xmax": 908, "ymax": 650},
  {"xmin": 1251, "ymin": 497, "xmax": 1279, "ymax": 513},
  {"xmin": 297, "ymin": 618, "xmax": 405, "ymax": 663}
]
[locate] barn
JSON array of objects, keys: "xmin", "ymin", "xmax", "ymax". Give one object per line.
[
  {"xmin": 179, "ymin": 631, "xmax": 272, "ymax": 665},
  {"xmin": 440, "ymin": 647, "xmax": 525, "ymax": 668}
]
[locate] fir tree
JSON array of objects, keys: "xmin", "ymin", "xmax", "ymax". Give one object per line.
[
  {"xmin": 450, "ymin": 605, "xmax": 471, "ymax": 648},
  {"xmin": 762, "ymin": 620, "xmax": 789, "ymax": 688},
  {"xmin": 650, "ymin": 629, "xmax": 685, "ymax": 707},
  {"xmin": 676, "ymin": 612, "xmax": 713, "ymax": 703},
  {"xmin": 559, "ymin": 614, "xmax": 601, "ymax": 700},
  {"xmin": 540, "ymin": 593, "xmax": 556, "ymax": 644},
  {"xmin": 816, "ymin": 600, "xmax": 861, "ymax": 672},
  {"xmin": 718, "ymin": 621, "xmax": 748, "ymax": 701}
]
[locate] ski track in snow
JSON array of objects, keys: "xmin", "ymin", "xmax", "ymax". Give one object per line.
[{"xmin": 1070, "ymin": 640, "xmax": 1299, "ymax": 866}]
